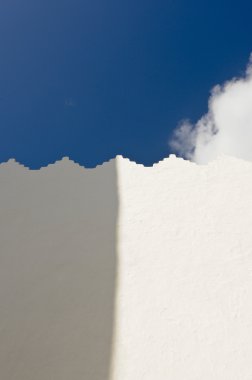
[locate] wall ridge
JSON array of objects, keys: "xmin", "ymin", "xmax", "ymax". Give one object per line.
[{"xmin": 0, "ymin": 154, "xmax": 252, "ymax": 172}]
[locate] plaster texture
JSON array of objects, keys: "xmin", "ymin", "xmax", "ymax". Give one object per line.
[{"xmin": 0, "ymin": 155, "xmax": 252, "ymax": 379}]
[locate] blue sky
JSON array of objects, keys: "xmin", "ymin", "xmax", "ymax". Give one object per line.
[{"xmin": 0, "ymin": 0, "xmax": 252, "ymax": 168}]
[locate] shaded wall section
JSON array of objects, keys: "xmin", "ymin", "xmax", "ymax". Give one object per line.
[{"xmin": 0, "ymin": 158, "xmax": 118, "ymax": 380}]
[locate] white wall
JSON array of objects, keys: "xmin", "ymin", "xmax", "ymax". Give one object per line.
[{"xmin": 0, "ymin": 155, "xmax": 252, "ymax": 379}]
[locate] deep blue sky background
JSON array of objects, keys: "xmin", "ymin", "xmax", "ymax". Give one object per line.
[{"xmin": 0, "ymin": 0, "xmax": 252, "ymax": 168}]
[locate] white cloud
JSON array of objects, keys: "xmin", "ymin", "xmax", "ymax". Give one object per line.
[{"xmin": 169, "ymin": 55, "xmax": 252, "ymax": 164}]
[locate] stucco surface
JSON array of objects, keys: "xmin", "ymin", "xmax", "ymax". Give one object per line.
[
  {"xmin": 0, "ymin": 158, "xmax": 118, "ymax": 380},
  {"xmin": 0, "ymin": 155, "xmax": 252, "ymax": 379}
]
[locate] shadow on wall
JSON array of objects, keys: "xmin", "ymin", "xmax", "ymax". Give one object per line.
[{"xmin": 0, "ymin": 159, "xmax": 118, "ymax": 380}]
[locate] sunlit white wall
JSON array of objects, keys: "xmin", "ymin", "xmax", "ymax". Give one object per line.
[{"xmin": 0, "ymin": 155, "xmax": 252, "ymax": 380}]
